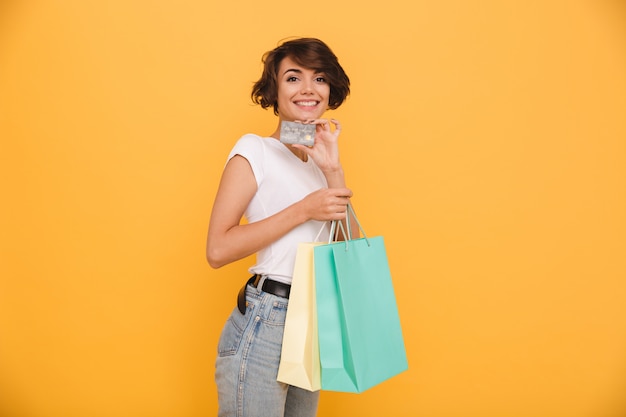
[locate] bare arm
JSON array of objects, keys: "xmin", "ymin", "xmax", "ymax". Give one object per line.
[
  {"xmin": 294, "ymin": 118, "xmax": 359, "ymax": 239},
  {"xmin": 206, "ymin": 154, "xmax": 353, "ymax": 268}
]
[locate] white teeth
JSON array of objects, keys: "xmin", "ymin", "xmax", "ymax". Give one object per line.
[{"xmin": 295, "ymin": 101, "xmax": 317, "ymax": 106}]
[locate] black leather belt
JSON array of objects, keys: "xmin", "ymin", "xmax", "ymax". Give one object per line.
[{"xmin": 237, "ymin": 274, "xmax": 291, "ymax": 314}]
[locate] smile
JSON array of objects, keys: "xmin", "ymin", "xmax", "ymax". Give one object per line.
[{"xmin": 294, "ymin": 101, "xmax": 319, "ymax": 107}]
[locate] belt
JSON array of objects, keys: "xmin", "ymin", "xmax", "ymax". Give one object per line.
[{"xmin": 237, "ymin": 274, "xmax": 291, "ymax": 314}]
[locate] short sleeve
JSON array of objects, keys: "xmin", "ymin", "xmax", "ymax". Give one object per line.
[{"xmin": 227, "ymin": 134, "xmax": 265, "ymax": 186}]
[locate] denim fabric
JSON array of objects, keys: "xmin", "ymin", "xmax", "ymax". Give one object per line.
[{"xmin": 216, "ymin": 284, "xmax": 320, "ymax": 417}]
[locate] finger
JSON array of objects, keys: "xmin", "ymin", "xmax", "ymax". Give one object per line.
[
  {"xmin": 331, "ymin": 198, "xmax": 349, "ymax": 209},
  {"xmin": 309, "ymin": 119, "xmax": 331, "ymax": 129},
  {"xmin": 331, "ymin": 188, "xmax": 353, "ymax": 198},
  {"xmin": 330, "ymin": 119, "xmax": 341, "ymax": 132}
]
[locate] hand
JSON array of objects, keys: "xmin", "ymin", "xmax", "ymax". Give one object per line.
[
  {"xmin": 300, "ymin": 187, "xmax": 352, "ymax": 222},
  {"xmin": 292, "ymin": 119, "xmax": 342, "ymax": 173}
]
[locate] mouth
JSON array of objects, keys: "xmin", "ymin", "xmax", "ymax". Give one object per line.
[{"xmin": 294, "ymin": 100, "xmax": 320, "ymax": 107}]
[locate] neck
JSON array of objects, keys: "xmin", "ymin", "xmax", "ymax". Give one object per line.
[
  {"xmin": 270, "ymin": 121, "xmax": 308, "ymax": 162},
  {"xmin": 288, "ymin": 145, "xmax": 308, "ymax": 162}
]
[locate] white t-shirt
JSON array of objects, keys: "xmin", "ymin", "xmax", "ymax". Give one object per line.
[{"xmin": 228, "ymin": 134, "xmax": 331, "ymax": 284}]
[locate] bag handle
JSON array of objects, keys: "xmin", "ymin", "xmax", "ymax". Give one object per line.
[
  {"xmin": 328, "ymin": 219, "xmax": 346, "ymax": 243},
  {"xmin": 314, "ymin": 222, "xmax": 328, "ymax": 242},
  {"xmin": 328, "ymin": 203, "xmax": 370, "ymax": 249},
  {"xmin": 345, "ymin": 203, "xmax": 368, "ymax": 244}
]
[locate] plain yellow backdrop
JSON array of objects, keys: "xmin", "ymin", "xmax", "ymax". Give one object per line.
[{"xmin": 1, "ymin": 1, "xmax": 625, "ymax": 416}]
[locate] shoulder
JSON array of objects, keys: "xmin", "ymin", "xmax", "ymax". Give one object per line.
[
  {"xmin": 230, "ymin": 134, "xmax": 270, "ymax": 156},
  {"xmin": 229, "ymin": 134, "xmax": 263, "ymax": 157},
  {"xmin": 228, "ymin": 134, "xmax": 272, "ymax": 182},
  {"xmin": 237, "ymin": 133, "xmax": 264, "ymax": 145}
]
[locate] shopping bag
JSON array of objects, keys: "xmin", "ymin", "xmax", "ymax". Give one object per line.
[
  {"xmin": 277, "ymin": 242, "xmax": 323, "ymax": 391},
  {"xmin": 315, "ymin": 206, "xmax": 408, "ymax": 393}
]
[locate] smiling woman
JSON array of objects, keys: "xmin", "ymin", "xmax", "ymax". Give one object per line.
[
  {"xmin": 272, "ymin": 57, "xmax": 331, "ymax": 128},
  {"xmin": 251, "ymin": 38, "xmax": 350, "ymax": 116},
  {"xmin": 3, "ymin": 1, "xmax": 624, "ymax": 416},
  {"xmin": 206, "ymin": 38, "xmax": 356, "ymax": 417}
]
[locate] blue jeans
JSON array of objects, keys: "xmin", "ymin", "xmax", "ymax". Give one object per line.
[{"xmin": 215, "ymin": 283, "xmax": 320, "ymax": 417}]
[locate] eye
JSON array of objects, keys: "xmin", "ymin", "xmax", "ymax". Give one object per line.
[
  {"xmin": 315, "ymin": 76, "xmax": 327, "ymax": 83},
  {"xmin": 286, "ymin": 76, "xmax": 298, "ymax": 82}
]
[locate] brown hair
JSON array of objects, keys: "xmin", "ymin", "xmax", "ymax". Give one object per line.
[{"xmin": 251, "ymin": 38, "xmax": 350, "ymax": 115}]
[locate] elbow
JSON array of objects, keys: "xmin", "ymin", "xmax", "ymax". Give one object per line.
[{"xmin": 206, "ymin": 246, "xmax": 227, "ymax": 269}]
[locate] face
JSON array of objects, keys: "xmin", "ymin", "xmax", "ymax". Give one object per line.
[{"xmin": 275, "ymin": 56, "xmax": 330, "ymax": 122}]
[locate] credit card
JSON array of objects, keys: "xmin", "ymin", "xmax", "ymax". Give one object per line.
[{"xmin": 279, "ymin": 121, "xmax": 315, "ymax": 146}]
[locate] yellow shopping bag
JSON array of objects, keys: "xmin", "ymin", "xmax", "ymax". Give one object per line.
[{"xmin": 277, "ymin": 242, "xmax": 322, "ymax": 391}]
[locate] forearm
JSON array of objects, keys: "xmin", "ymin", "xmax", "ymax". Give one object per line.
[
  {"xmin": 323, "ymin": 166, "xmax": 346, "ymax": 188},
  {"xmin": 206, "ymin": 201, "xmax": 307, "ymax": 269},
  {"xmin": 323, "ymin": 166, "xmax": 359, "ymax": 239}
]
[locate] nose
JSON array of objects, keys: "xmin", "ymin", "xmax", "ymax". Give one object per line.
[{"xmin": 301, "ymin": 80, "xmax": 313, "ymax": 94}]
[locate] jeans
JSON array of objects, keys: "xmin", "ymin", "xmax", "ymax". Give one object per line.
[{"xmin": 215, "ymin": 283, "xmax": 320, "ymax": 417}]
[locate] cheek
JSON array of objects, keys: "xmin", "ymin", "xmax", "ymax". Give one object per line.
[
  {"xmin": 320, "ymin": 86, "xmax": 331, "ymax": 102},
  {"xmin": 277, "ymin": 84, "xmax": 296, "ymax": 101},
  {"xmin": 275, "ymin": 90, "xmax": 289, "ymax": 108}
]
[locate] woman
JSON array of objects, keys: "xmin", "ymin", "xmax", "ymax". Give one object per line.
[{"xmin": 206, "ymin": 38, "xmax": 355, "ymax": 417}]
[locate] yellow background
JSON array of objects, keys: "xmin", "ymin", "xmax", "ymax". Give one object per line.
[{"xmin": 1, "ymin": 1, "xmax": 625, "ymax": 416}]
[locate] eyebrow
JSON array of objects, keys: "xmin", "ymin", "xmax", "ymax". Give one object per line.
[
  {"xmin": 282, "ymin": 68, "xmax": 303, "ymax": 76},
  {"xmin": 282, "ymin": 68, "xmax": 325, "ymax": 76}
]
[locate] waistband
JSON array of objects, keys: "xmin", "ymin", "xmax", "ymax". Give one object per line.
[{"xmin": 237, "ymin": 274, "xmax": 291, "ymax": 314}]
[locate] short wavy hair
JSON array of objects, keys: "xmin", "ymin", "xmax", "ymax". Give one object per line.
[{"xmin": 251, "ymin": 38, "xmax": 350, "ymax": 115}]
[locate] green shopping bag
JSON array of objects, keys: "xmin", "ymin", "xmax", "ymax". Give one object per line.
[{"xmin": 314, "ymin": 206, "xmax": 408, "ymax": 393}]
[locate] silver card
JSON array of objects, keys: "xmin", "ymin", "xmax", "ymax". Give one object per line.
[{"xmin": 279, "ymin": 121, "xmax": 315, "ymax": 146}]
